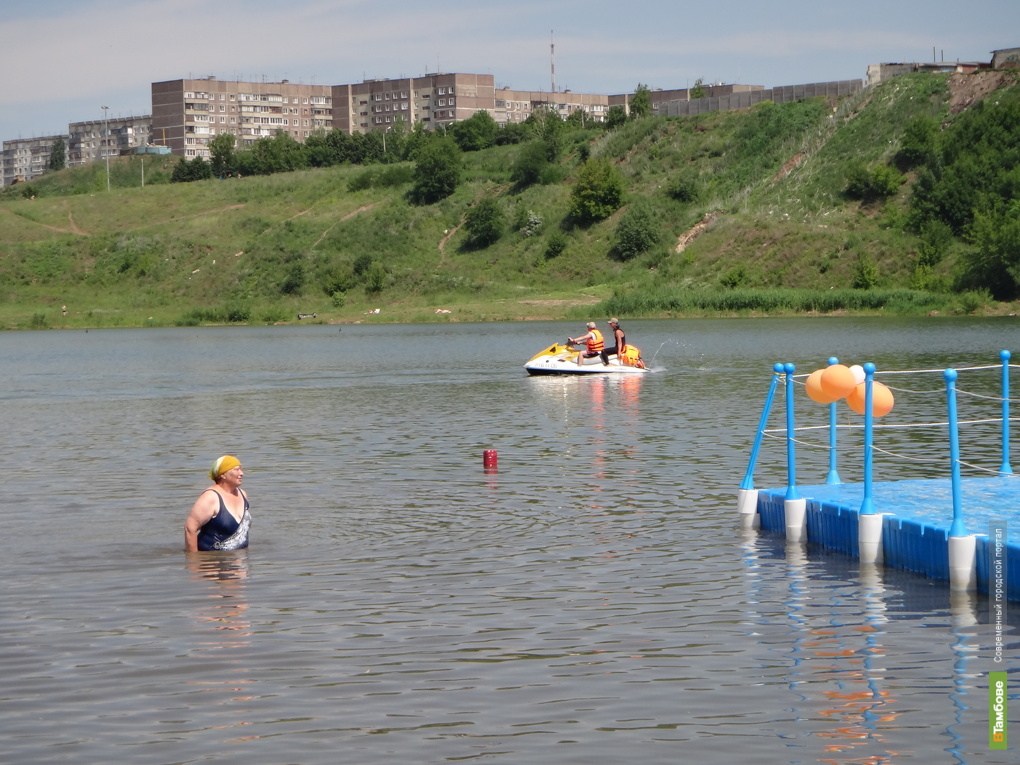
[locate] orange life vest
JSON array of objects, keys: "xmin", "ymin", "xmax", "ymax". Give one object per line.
[{"xmin": 586, "ymin": 329, "xmax": 604, "ymax": 353}]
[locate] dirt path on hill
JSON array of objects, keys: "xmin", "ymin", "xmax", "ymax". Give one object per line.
[
  {"xmin": 0, "ymin": 203, "xmax": 89, "ymax": 237},
  {"xmin": 674, "ymin": 210, "xmax": 724, "ymax": 253},
  {"xmin": 64, "ymin": 201, "xmax": 88, "ymax": 235},
  {"xmin": 310, "ymin": 203, "xmax": 376, "ymax": 249}
]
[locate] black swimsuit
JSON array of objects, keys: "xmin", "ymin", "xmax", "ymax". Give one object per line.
[{"xmin": 196, "ymin": 490, "xmax": 251, "ymax": 551}]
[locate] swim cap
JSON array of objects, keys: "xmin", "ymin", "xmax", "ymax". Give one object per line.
[{"xmin": 210, "ymin": 455, "xmax": 241, "ymax": 480}]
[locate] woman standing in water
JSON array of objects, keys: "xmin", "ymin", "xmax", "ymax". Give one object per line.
[{"xmin": 184, "ymin": 455, "xmax": 251, "ymax": 552}]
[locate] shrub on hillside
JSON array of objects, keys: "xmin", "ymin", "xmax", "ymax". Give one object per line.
[
  {"xmin": 611, "ymin": 203, "xmax": 660, "ymax": 261},
  {"xmin": 410, "ymin": 138, "xmax": 461, "ymax": 204},
  {"xmin": 666, "ymin": 171, "xmax": 701, "ymax": 203},
  {"xmin": 510, "ymin": 140, "xmax": 550, "ymax": 188},
  {"xmin": 171, "ymin": 157, "xmax": 213, "ymax": 183},
  {"xmin": 895, "ymin": 116, "xmax": 937, "ymax": 169},
  {"xmin": 464, "ymin": 197, "xmax": 506, "ymax": 248},
  {"xmin": 545, "ymin": 231, "xmax": 568, "ymax": 259},
  {"xmin": 568, "ymin": 159, "xmax": 625, "ymax": 224},
  {"xmin": 844, "ymin": 162, "xmax": 903, "ymax": 202}
]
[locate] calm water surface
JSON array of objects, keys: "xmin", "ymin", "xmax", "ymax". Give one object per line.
[{"xmin": 1, "ymin": 318, "xmax": 1017, "ymax": 764}]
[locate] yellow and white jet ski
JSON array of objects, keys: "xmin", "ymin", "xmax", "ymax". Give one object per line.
[{"xmin": 524, "ymin": 342, "xmax": 649, "ymax": 376}]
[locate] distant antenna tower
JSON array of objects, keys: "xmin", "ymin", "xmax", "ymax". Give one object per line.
[{"xmin": 550, "ymin": 30, "xmax": 556, "ymax": 93}]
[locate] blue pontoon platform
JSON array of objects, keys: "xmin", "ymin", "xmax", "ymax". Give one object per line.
[{"xmin": 739, "ymin": 353, "xmax": 1020, "ymax": 601}]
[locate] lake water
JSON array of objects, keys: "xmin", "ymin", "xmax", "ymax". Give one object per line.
[{"xmin": 0, "ymin": 318, "xmax": 1016, "ymax": 764}]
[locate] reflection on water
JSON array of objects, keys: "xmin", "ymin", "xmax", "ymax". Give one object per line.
[
  {"xmin": 186, "ymin": 553, "xmax": 252, "ymax": 642},
  {"xmin": 0, "ymin": 320, "xmax": 1016, "ymax": 764}
]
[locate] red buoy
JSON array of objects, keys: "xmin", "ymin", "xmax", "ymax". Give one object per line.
[{"xmin": 483, "ymin": 449, "xmax": 498, "ymax": 470}]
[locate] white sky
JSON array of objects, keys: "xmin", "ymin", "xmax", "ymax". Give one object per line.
[{"xmin": 2, "ymin": 0, "xmax": 1016, "ymax": 141}]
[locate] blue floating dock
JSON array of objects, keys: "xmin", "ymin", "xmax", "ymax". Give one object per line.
[
  {"xmin": 756, "ymin": 476, "xmax": 1020, "ymax": 600},
  {"xmin": 741, "ymin": 354, "xmax": 1020, "ymax": 601}
]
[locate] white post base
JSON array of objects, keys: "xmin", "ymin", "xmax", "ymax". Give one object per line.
[
  {"xmin": 859, "ymin": 513, "xmax": 884, "ymax": 565},
  {"xmin": 785, "ymin": 498, "xmax": 807, "ymax": 543},
  {"xmin": 738, "ymin": 488, "xmax": 760, "ymax": 530},
  {"xmin": 948, "ymin": 534, "xmax": 977, "ymax": 593}
]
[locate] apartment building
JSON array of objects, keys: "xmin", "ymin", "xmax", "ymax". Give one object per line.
[
  {"xmin": 494, "ymin": 87, "xmax": 608, "ymax": 124},
  {"xmin": 1, "ymin": 135, "xmax": 66, "ymax": 187},
  {"xmin": 332, "ymin": 73, "xmax": 495, "ymax": 134},
  {"xmin": 331, "ymin": 72, "xmax": 612, "ymax": 134},
  {"xmin": 151, "ymin": 77, "xmax": 334, "ymax": 159},
  {"xmin": 67, "ymin": 115, "xmax": 152, "ymax": 168}
]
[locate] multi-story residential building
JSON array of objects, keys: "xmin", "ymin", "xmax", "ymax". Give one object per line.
[
  {"xmin": 494, "ymin": 87, "xmax": 608, "ymax": 124},
  {"xmin": 151, "ymin": 77, "xmax": 333, "ymax": 159},
  {"xmin": 67, "ymin": 115, "xmax": 152, "ymax": 168},
  {"xmin": 1, "ymin": 135, "xmax": 67, "ymax": 187},
  {"xmin": 332, "ymin": 72, "xmax": 610, "ymax": 134},
  {"xmin": 332, "ymin": 73, "xmax": 495, "ymax": 134}
]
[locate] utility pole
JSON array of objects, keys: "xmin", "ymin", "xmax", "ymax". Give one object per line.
[
  {"xmin": 550, "ymin": 31, "xmax": 556, "ymax": 94},
  {"xmin": 101, "ymin": 105, "xmax": 110, "ymax": 190}
]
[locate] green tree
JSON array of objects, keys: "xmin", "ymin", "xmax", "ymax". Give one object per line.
[
  {"xmin": 851, "ymin": 253, "xmax": 879, "ymax": 289},
  {"xmin": 494, "ymin": 121, "xmax": 529, "ymax": 146},
  {"xmin": 910, "ymin": 97, "xmax": 1020, "ymax": 237},
  {"xmin": 402, "ymin": 121, "xmax": 432, "ymax": 161},
  {"xmin": 667, "ymin": 171, "xmax": 701, "ymax": 203},
  {"xmin": 47, "ymin": 138, "xmax": 66, "ymax": 172},
  {"xmin": 449, "ymin": 110, "xmax": 498, "ymax": 152},
  {"xmin": 208, "ymin": 133, "xmax": 236, "ymax": 177},
  {"xmin": 845, "ymin": 162, "xmax": 903, "ymax": 202},
  {"xmin": 691, "ymin": 78, "xmax": 706, "ymax": 99},
  {"xmin": 896, "ymin": 116, "xmax": 937, "ymax": 169},
  {"xmin": 410, "ymin": 137, "xmax": 461, "ymax": 204},
  {"xmin": 464, "ymin": 196, "xmax": 506, "ymax": 247},
  {"xmin": 568, "ymin": 158, "xmax": 625, "ymax": 223},
  {"xmin": 510, "ymin": 140, "xmax": 550, "ymax": 187},
  {"xmin": 961, "ymin": 201, "xmax": 1020, "ymax": 300},
  {"xmin": 250, "ymin": 131, "xmax": 308, "ymax": 175},
  {"xmin": 565, "ymin": 108, "xmax": 589, "ymax": 128},
  {"xmin": 605, "ymin": 105, "xmax": 627, "ymax": 129},
  {"xmin": 629, "ymin": 84, "xmax": 651, "ymax": 119},
  {"xmin": 611, "ymin": 202, "xmax": 660, "ymax": 260},
  {"xmin": 170, "ymin": 156, "xmax": 213, "ymax": 182}
]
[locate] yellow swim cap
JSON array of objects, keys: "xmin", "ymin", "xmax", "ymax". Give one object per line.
[{"xmin": 210, "ymin": 455, "xmax": 241, "ymax": 480}]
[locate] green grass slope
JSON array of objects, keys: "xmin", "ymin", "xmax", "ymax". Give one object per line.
[{"xmin": 2, "ymin": 71, "xmax": 1018, "ymax": 330}]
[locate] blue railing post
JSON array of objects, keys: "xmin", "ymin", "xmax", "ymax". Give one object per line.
[
  {"xmin": 739, "ymin": 363, "xmax": 785, "ymax": 491},
  {"xmin": 784, "ymin": 362, "xmax": 800, "ymax": 501},
  {"xmin": 999, "ymin": 350, "xmax": 1012, "ymax": 476},
  {"xmin": 825, "ymin": 356, "xmax": 842, "ymax": 485},
  {"xmin": 945, "ymin": 368, "xmax": 967, "ymax": 538},
  {"xmin": 859, "ymin": 362, "xmax": 876, "ymax": 516}
]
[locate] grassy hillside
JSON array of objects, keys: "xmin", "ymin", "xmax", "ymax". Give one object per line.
[{"xmin": 2, "ymin": 71, "xmax": 1019, "ymax": 330}]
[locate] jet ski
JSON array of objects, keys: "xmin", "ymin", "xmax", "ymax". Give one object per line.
[{"xmin": 524, "ymin": 342, "xmax": 649, "ymax": 376}]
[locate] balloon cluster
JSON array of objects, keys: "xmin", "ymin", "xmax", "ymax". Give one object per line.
[{"xmin": 805, "ymin": 363, "xmax": 894, "ymax": 417}]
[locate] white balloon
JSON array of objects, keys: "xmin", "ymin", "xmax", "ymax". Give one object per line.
[{"xmin": 849, "ymin": 364, "xmax": 866, "ymax": 384}]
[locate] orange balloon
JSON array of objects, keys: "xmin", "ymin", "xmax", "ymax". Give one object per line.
[
  {"xmin": 820, "ymin": 364, "xmax": 856, "ymax": 400},
  {"xmin": 806, "ymin": 369, "xmax": 840, "ymax": 404},
  {"xmin": 846, "ymin": 381, "xmax": 894, "ymax": 417}
]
